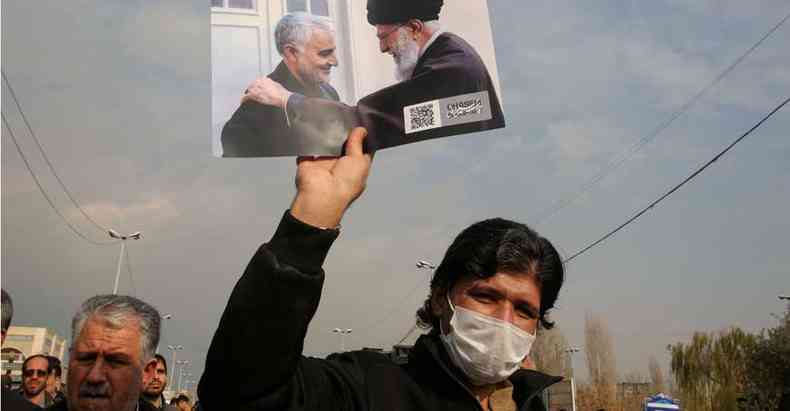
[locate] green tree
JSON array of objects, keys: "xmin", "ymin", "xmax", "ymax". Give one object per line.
[
  {"xmin": 668, "ymin": 327, "xmax": 756, "ymax": 411},
  {"xmin": 741, "ymin": 303, "xmax": 790, "ymax": 410}
]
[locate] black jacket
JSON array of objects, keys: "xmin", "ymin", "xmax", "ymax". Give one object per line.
[
  {"xmin": 199, "ymin": 212, "xmax": 560, "ymax": 411},
  {"xmin": 46, "ymin": 397, "xmax": 159, "ymax": 411},
  {"xmin": 220, "ymin": 61, "xmax": 341, "ymax": 157},
  {"xmin": 286, "ymin": 32, "xmax": 506, "ymax": 154}
]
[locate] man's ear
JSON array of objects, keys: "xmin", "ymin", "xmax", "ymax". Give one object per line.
[
  {"xmin": 283, "ymin": 45, "xmax": 300, "ymax": 62},
  {"xmin": 430, "ymin": 289, "xmax": 446, "ymax": 318},
  {"xmin": 407, "ymin": 19, "xmax": 424, "ymax": 39}
]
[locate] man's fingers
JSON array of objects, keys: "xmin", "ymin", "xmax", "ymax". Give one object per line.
[{"xmin": 344, "ymin": 127, "xmax": 368, "ymax": 157}]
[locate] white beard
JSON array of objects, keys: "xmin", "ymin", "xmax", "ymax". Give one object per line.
[{"xmin": 391, "ymin": 29, "xmax": 420, "ymax": 81}]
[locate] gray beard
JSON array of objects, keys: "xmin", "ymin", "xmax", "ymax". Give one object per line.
[{"xmin": 392, "ymin": 31, "xmax": 420, "ymax": 81}]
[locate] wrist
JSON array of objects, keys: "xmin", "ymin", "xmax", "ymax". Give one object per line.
[{"xmin": 290, "ymin": 191, "xmax": 350, "ymax": 229}]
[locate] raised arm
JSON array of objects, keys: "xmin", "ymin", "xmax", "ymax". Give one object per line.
[{"xmin": 198, "ymin": 128, "xmax": 372, "ymax": 410}]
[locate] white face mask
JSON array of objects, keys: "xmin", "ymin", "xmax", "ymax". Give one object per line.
[{"xmin": 439, "ymin": 295, "xmax": 536, "ymax": 386}]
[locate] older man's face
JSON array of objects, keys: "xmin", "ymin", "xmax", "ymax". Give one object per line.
[
  {"xmin": 67, "ymin": 316, "xmax": 153, "ymax": 411},
  {"xmin": 291, "ymin": 28, "xmax": 337, "ymax": 86},
  {"xmin": 376, "ymin": 24, "xmax": 420, "ymax": 81}
]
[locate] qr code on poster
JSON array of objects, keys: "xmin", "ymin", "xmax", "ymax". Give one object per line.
[{"xmin": 404, "ymin": 100, "xmax": 442, "ymax": 134}]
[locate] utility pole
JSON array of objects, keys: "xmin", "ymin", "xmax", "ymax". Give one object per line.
[
  {"xmin": 332, "ymin": 328, "xmax": 352, "ymax": 351},
  {"xmin": 156, "ymin": 314, "xmax": 172, "ymax": 354},
  {"xmin": 167, "ymin": 345, "xmax": 183, "ymax": 388},
  {"xmin": 565, "ymin": 347, "xmax": 581, "ymax": 411},
  {"xmin": 107, "ymin": 229, "xmax": 141, "ymax": 294}
]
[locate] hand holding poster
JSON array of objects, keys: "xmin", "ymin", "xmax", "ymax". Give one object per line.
[{"xmin": 211, "ymin": 0, "xmax": 504, "ymax": 157}]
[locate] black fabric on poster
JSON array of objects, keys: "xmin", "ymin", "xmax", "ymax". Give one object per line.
[
  {"xmin": 286, "ymin": 32, "xmax": 506, "ymax": 154},
  {"xmin": 220, "ymin": 61, "xmax": 341, "ymax": 157},
  {"xmin": 198, "ymin": 211, "xmax": 560, "ymax": 411}
]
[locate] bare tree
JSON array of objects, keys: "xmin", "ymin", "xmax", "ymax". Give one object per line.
[
  {"xmin": 648, "ymin": 355, "xmax": 665, "ymax": 394},
  {"xmin": 584, "ymin": 312, "xmax": 617, "ymax": 409}
]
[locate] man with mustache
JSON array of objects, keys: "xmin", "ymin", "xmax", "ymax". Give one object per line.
[
  {"xmin": 221, "ymin": 12, "xmax": 341, "ymax": 157},
  {"xmin": 20, "ymin": 355, "xmax": 53, "ymax": 408},
  {"xmin": 243, "ymin": 0, "xmax": 505, "ymax": 154},
  {"xmin": 49, "ymin": 294, "xmax": 162, "ymax": 411},
  {"xmin": 140, "ymin": 354, "xmax": 169, "ymax": 410}
]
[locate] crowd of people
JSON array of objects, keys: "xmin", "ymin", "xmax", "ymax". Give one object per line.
[
  {"xmin": 2, "ymin": 290, "xmax": 199, "ymax": 411},
  {"xmin": 1, "ymin": 2, "xmax": 568, "ymax": 410}
]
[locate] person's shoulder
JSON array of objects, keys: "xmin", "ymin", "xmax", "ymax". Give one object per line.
[
  {"xmin": 421, "ymin": 32, "xmax": 488, "ymax": 75},
  {"xmin": 2, "ymin": 387, "xmax": 41, "ymax": 411},
  {"xmin": 431, "ymin": 32, "xmax": 477, "ymax": 56},
  {"xmin": 321, "ymin": 83, "xmax": 341, "ymax": 101}
]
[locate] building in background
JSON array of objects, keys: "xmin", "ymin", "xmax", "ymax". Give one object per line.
[
  {"xmin": 210, "ymin": 0, "xmax": 501, "ymax": 156},
  {"xmin": 1, "ymin": 326, "xmax": 67, "ymax": 386}
]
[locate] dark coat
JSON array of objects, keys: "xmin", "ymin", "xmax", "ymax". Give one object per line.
[
  {"xmin": 286, "ymin": 32, "xmax": 506, "ymax": 154},
  {"xmin": 45, "ymin": 396, "xmax": 159, "ymax": 411},
  {"xmin": 220, "ymin": 62, "xmax": 341, "ymax": 157},
  {"xmin": 198, "ymin": 212, "xmax": 560, "ymax": 411},
  {"xmin": 2, "ymin": 387, "xmax": 39, "ymax": 411}
]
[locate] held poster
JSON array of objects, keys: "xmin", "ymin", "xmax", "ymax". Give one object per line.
[{"xmin": 210, "ymin": 0, "xmax": 504, "ymax": 157}]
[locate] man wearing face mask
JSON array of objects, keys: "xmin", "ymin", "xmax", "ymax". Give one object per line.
[{"xmin": 199, "ymin": 127, "xmax": 565, "ymax": 411}]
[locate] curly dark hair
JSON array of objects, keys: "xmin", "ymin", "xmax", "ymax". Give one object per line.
[{"xmin": 416, "ymin": 218, "xmax": 564, "ymax": 330}]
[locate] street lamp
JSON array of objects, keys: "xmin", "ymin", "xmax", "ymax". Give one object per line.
[
  {"xmin": 108, "ymin": 229, "xmax": 142, "ymax": 294},
  {"xmin": 416, "ymin": 260, "xmax": 436, "ymax": 270},
  {"xmin": 175, "ymin": 360, "xmax": 190, "ymax": 392},
  {"xmin": 332, "ymin": 328, "xmax": 353, "ymax": 351},
  {"xmin": 157, "ymin": 314, "xmax": 173, "ymax": 354},
  {"xmin": 565, "ymin": 347, "xmax": 582, "ymax": 411},
  {"xmin": 167, "ymin": 345, "xmax": 183, "ymax": 388},
  {"xmin": 178, "ymin": 369, "xmax": 192, "ymax": 393},
  {"xmin": 779, "ymin": 295, "xmax": 790, "ymax": 301}
]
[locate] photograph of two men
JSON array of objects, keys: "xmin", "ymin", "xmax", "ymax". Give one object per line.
[{"xmin": 211, "ymin": 0, "xmax": 505, "ymax": 157}]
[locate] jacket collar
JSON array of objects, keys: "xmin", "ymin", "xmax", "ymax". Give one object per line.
[
  {"xmin": 410, "ymin": 333, "xmax": 562, "ymax": 410},
  {"xmin": 269, "ymin": 61, "xmax": 329, "ymax": 99}
]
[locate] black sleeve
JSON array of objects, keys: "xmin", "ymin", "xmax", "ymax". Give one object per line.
[{"xmin": 198, "ymin": 211, "xmax": 367, "ymax": 411}]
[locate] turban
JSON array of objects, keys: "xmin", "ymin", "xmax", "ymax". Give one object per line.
[{"xmin": 367, "ymin": 0, "xmax": 443, "ymax": 25}]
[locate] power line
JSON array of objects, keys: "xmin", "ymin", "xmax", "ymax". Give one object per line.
[
  {"xmin": 2, "ymin": 70, "xmax": 110, "ymax": 233},
  {"xmin": 353, "ymin": 273, "xmax": 428, "ymax": 342},
  {"xmin": 563, "ymin": 96, "xmax": 789, "ymax": 264},
  {"xmin": 531, "ymin": 10, "xmax": 790, "ymax": 226},
  {"xmin": 2, "ymin": 113, "xmax": 116, "ymax": 246},
  {"xmin": 395, "ymin": 324, "xmax": 419, "ymax": 346}
]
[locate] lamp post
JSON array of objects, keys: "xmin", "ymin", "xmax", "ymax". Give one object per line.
[
  {"xmin": 565, "ymin": 347, "xmax": 581, "ymax": 411},
  {"xmin": 779, "ymin": 295, "xmax": 790, "ymax": 301},
  {"xmin": 156, "ymin": 314, "xmax": 172, "ymax": 354},
  {"xmin": 332, "ymin": 328, "xmax": 352, "ymax": 351},
  {"xmin": 108, "ymin": 229, "xmax": 141, "ymax": 294},
  {"xmin": 416, "ymin": 260, "xmax": 436, "ymax": 270},
  {"xmin": 178, "ymin": 370, "xmax": 192, "ymax": 393},
  {"xmin": 176, "ymin": 361, "xmax": 190, "ymax": 392},
  {"xmin": 167, "ymin": 345, "xmax": 183, "ymax": 388}
]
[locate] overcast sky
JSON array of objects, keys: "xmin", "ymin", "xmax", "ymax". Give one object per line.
[{"xmin": 2, "ymin": 0, "xmax": 789, "ymax": 388}]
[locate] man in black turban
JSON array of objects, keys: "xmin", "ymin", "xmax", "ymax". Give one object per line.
[{"xmin": 240, "ymin": 0, "xmax": 505, "ymax": 155}]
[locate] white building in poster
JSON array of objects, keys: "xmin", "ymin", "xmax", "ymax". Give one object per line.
[
  {"xmin": 1, "ymin": 326, "xmax": 67, "ymax": 385},
  {"xmin": 210, "ymin": 0, "xmax": 501, "ymax": 156}
]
